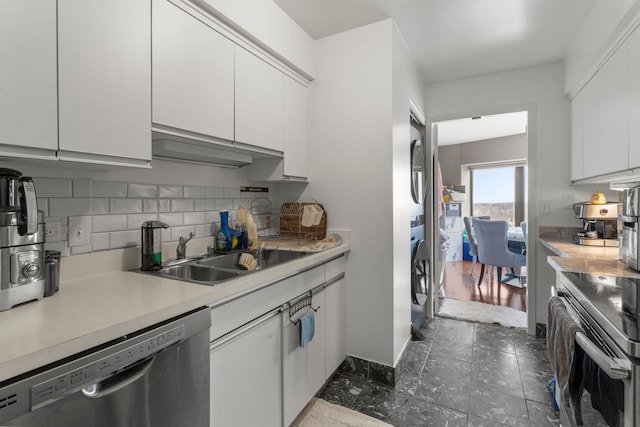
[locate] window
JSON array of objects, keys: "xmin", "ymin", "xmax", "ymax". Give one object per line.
[{"xmin": 471, "ymin": 166, "xmax": 525, "ymax": 227}]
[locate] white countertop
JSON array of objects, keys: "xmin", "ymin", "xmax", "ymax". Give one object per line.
[{"xmin": 0, "ymin": 243, "xmax": 349, "ymax": 383}]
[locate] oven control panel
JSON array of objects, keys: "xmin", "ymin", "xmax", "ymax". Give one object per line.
[{"xmin": 30, "ymin": 324, "xmax": 185, "ymax": 409}]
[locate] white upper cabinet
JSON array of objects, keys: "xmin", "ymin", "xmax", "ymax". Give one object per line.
[
  {"xmin": 235, "ymin": 47, "xmax": 284, "ymax": 152},
  {"xmin": 596, "ymin": 42, "xmax": 628, "ymax": 176},
  {"xmin": 0, "ymin": 1, "xmax": 57, "ymax": 157},
  {"xmin": 570, "ymin": 90, "xmax": 584, "ymax": 181},
  {"xmin": 283, "ymin": 77, "xmax": 309, "ymax": 178},
  {"xmin": 581, "ymin": 74, "xmax": 600, "ymax": 179},
  {"xmin": 58, "ymin": 0, "xmax": 151, "ymax": 164},
  {"xmin": 152, "ymin": 0, "xmax": 234, "ymax": 142},
  {"xmin": 629, "ymin": 26, "xmax": 640, "ymax": 169}
]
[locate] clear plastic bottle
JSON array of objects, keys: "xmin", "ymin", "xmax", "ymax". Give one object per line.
[{"xmin": 217, "ymin": 210, "xmax": 232, "ymax": 251}]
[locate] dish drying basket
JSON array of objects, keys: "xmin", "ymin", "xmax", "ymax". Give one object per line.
[{"xmin": 250, "ymin": 198, "xmax": 327, "ymax": 243}]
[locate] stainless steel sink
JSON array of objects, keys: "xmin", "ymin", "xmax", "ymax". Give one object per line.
[
  {"xmin": 197, "ymin": 249, "xmax": 309, "ymax": 271},
  {"xmin": 136, "ymin": 249, "xmax": 310, "ymax": 286},
  {"xmin": 156, "ymin": 264, "xmax": 240, "ymax": 284}
]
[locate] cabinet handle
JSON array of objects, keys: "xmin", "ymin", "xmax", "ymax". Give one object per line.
[{"xmin": 209, "ymin": 308, "xmax": 280, "ymax": 351}]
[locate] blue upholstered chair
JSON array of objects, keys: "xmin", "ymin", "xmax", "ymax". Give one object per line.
[
  {"xmin": 463, "ymin": 216, "xmax": 490, "ymax": 275},
  {"xmin": 472, "ymin": 218, "xmax": 526, "ymax": 287}
]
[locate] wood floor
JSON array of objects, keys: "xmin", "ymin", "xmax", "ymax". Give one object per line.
[{"xmin": 439, "ymin": 259, "xmax": 527, "ymax": 312}]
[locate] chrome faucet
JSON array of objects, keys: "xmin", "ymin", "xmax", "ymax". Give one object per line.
[
  {"xmin": 176, "ymin": 232, "xmax": 195, "ymax": 259},
  {"xmin": 253, "ymin": 243, "xmax": 265, "ymax": 269}
]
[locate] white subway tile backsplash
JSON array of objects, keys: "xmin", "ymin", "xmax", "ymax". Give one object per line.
[
  {"xmin": 92, "ymin": 198, "xmax": 109, "ymax": 215},
  {"xmin": 49, "ymin": 198, "xmax": 92, "ymax": 216},
  {"xmin": 194, "ymin": 199, "xmax": 205, "ymax": 211},
  {"xmin": 184, "ymin": 186, "xmax": 205, "ymax": 198},
  {"xmin": 184, "ymin": 211, "xmax": 205, "ymax": 225},
  {"xmin": 93, "ymin": 215, "xmax": 127, "ymax": 232},
  {"xmin": 205, "ymin": 210, "xmax": 219, "ymax": 223},
  {"xmin": 73, "ymin": 179, "xmax": 92, "ymax": 197},
  {"xmin": 71, "ymin": 244, "xmax": 93, "ymax": 255},
  {"xmin": 158, "ymin": 199, "xmax": 171, "ymax": 212},
  {"xmin": 158, "ymin": 212, "xmax": 183, "ymax": 226},
  {"xmin": 109, "ymin": 230, "xmax": 140, "ymax": 249},
  {"xmin": 128, "ymin": 183, "xmax": 158, "ymax": 198},
  {"xmin": 110, "ymin": 198, "xmax": 142, "ymax": 214},
  {"xmin": 92, "ymin": 232, "xmax": 110, "ymax": 251},
  {"xmin": 143, "ymin": 199, "xmax": 158, "ymax": 213},
  {"xmin": 159, "ymin": 185, "xmax": 183, "ymax": 198},
  {"xmin": 205, "ymin": 187, "xmax": 224, "ymax": 199},
  {"xmin": 94, "ymin": 181, "xmax": 127, "ymax": 197},
  {"xmin": 127, "ymin": 213, "xmax": 159, "ymax": 230},
  {"xmin": 171, "ymin": 225, "xmax": 195, "ymax": 241},
  {"xmin": 161, "ymin": 228, "xmax": 171, "ymax": 243},
  {"xmin": 37, "ymin": 198, "xmax": 48, "ymax": 216},
  {"xmin": 44, "ymin": 241, "xmax": 70, "ymax": 256},
  {"xmin": 194, "ymin": 223, "xmax": 214, "ymax": 237},
  {"xmin": 224, "ymin": 187, "xmax": 241, "ymax": 198},
  {"xmin": 205, "ymin": 200, "xmax": 216, "ymax": 210},
  {"xmin": 171, "ymin": 199, "xmax": 193, "ymax": 212},
  {"xmin": 215, "ymin": 199, "xmax": 233, "ymax": 210},
  {"xmin": 34, "ymin": 178, "xmax": 72, "ymax": 198}
]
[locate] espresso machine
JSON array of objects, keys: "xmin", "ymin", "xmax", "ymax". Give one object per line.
[
  {"xmin": 573, "ymin": 200, "xmax": 621, "ymax": 246},
  {"xmin": 0, "ymin": 168, "xmax": 45, "ymax": 311}
]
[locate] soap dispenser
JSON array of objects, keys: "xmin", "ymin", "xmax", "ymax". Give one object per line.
[{"xmin": 141, "ymin": 221, "xmax": 169, "ymax": 271}]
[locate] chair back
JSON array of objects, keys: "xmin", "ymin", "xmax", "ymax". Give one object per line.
[
  {"xmin": 463, "ymin": 216, "xmax": 490, "ymax": 257},
  {"xmin": 520, "ymin": 221, "xmax": 527, "ymax": 242},
  {"xmin": 472, "ymin": 218, "xmax": 526, "ymax": 268}
]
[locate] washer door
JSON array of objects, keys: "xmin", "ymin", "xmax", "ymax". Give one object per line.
[{"xmin": 412, "ymin": 239, "xmax": 429, "ymax": 305}]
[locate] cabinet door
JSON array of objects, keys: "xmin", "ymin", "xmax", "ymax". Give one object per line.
[
  {"xmin": 283, "ymin": 77, "xmax": 308, "ymax": 178},
  {"xmin": 570, "ymin": 91, "xmax": 584, "ymax": 181},
  {"xmin": 629, "ymin": 27, "xmax": 640, "ymax": 169},
  {"xmin": 282, "ymin": 290, "xmax": 326, "ymax": 426},
  {"xmin": 58, "ymin": 0, "xmax": 151, "ymax": 162},
  {"xmin": 152, "ymin": 0, "xmax": 234, "ymax": 141},
  {"xmin": 325, "ymin": 277, "xmax": 347, "ymax": 377},
  {"xmin": 0, "ymin": 1, "xmax": 57, "ymax": 154},
  {"xmin": 582, "ymin": 73, "xmax": 600, "ymax": 179},
  {"xmin": 597, "ymin": 43, "xmax": 628, "ymax": 175},
  {"xmin": 235, "ymin": 47, "xmax": 284, "ymax": 152},
  {"xmin": 210, "ymin": 310, "xmax": 282, "ymax": 427}
]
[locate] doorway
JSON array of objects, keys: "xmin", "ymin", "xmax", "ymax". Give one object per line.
[{"xmin": 430, "ymin": 111, "xmax": 528, "ymax": 328}]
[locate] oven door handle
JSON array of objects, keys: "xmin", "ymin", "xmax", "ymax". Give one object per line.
[{"xmin": 575, "ymin": 331, "xmax": 631, "ymax": 380}]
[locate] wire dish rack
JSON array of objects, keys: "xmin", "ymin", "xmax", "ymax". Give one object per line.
[{"xmin": 250, "ymin": 198, "xmax": 327, "ymax": 244}]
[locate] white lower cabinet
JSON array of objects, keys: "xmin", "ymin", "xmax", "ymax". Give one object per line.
[
  {"xmin": 282, "ymin": 289, "xmax": 326, "ymax": 426},
  {"xmin": 208, "ymin": 255, "xmax": 347, "ymax": 427},
  {"xmin": 209, "ymin": 309, "xmax": 282, "ymax": 427}
]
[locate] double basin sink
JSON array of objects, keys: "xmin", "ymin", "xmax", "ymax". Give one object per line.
[{"xmin": 147, "ymin": 249, "xmax": 310, "ymax": 286}]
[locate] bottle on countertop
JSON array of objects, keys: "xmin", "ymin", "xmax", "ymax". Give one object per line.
[{"xmin": 217, "ymin": 210, "xmax": 232, "ymax": 251}]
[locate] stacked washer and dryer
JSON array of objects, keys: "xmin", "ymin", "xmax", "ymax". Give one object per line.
[{"xmin": 410, "ymin": 124, "xmax": 429, "ymax": 331}]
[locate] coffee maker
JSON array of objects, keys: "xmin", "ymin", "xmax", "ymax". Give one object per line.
[
  {"xmin": 0, "ymin": 168, "xmax": 45, "ymax": 311},
  {"xmin": 573, "ymin": 201, "xmax": 620, "ymax": 246}
]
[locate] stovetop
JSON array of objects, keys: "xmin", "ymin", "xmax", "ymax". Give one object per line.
[{"xmin": 562, "ymin": 272, "xmax": 640, "ymax": 358}]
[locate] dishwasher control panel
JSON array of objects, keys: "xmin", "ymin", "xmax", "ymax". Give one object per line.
[{"xmin": 30, "ymin": 325, "xmax": 185, "ymax": 409}]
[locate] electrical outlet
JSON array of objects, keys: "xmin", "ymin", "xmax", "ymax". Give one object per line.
[
  {"xmin": 539, "ymin": 200, "xmax": 551, "ymax": 215},
  {"xmin": 45, "ymin": 217, "xmax": 61, "ymax": 242}
]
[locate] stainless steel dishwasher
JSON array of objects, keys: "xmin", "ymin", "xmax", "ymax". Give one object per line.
[{"xmin": 0, "ymin": 307, "xmax": 210, "ymax": 426}]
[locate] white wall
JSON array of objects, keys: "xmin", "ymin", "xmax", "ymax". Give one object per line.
[
  {"xmin": 392, "ymin": 22, "xmax": 425, "ymax": 365},
  {"xmin": 564, "ymin": 0, "xmax": 638, "ymax": 94},
  {"xmin": 196, "ymin": 0, "xmax": 316, "ymax": 77},
  {"xmin": 306, "ymin": 19, "xmax": 424, "ymax": 367},
  {"xmin": 438, "ymin": 134, "xmax": 527, "ymax": 186},
  {"xmin": 425, "ymin": 63, "xmax": 570, "ymax": 331}
]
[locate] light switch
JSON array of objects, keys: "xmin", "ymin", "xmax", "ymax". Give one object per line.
[
  {"xmin": 69, "ymin": 216, "xmax": 92, "ymax": 246},
  {"xmin": 539, "ymin": 200, "xmax": 551, "ymax": 215}
]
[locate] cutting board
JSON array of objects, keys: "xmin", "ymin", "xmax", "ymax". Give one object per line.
[{"xmin": 279, "ymin": 202, "xmax": 327, "ymax": 240}]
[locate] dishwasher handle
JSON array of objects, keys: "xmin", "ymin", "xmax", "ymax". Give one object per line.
[{"xmin": 81, "ymin": 357, "xmax": 155, "ymax": 399}]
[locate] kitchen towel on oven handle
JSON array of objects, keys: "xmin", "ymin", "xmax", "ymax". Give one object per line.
[{"xmin": 547, "ymin": 296, "xmax": 585, "ymax": 426}]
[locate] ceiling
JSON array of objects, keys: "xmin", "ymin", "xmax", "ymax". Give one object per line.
[{"xmin": 273, "ymin": 0, "xmax": 595, "ymax": 145}]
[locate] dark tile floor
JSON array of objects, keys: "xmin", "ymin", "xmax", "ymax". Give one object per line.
[{"xmin": 317, "ymin": 317, "xmax": 559, "ymax": 426}]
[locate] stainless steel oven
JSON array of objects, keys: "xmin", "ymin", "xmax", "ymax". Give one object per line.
[
  {"xmin": 553, "ymin": 272, "xmax": 640, "ymax": 427},
  {"xmin": 0, "ymin": 307, "xmax": 211, "ymax": 426}
]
